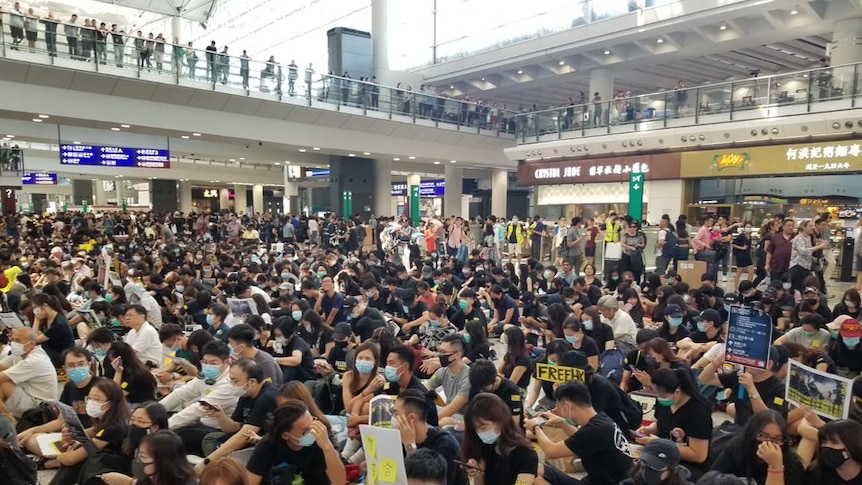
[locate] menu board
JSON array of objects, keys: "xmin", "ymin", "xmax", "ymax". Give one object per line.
[
  {"xmin": 60, "ymin": 145, "xmax": 171, "ymax": 168},
  {"xmin": 22, "ymin": 173, "xmax": 58, "ymax": 185},
  {"xmin": 725, "ymin": 305, "xmax": 773, "ymax": 369}
]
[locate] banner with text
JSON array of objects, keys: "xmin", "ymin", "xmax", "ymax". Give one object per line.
[{"xmin": 681, "ymin": 141, "xmax": 862, "ymax": 178}]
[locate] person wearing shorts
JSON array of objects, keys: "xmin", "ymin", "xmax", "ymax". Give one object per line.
[
  {"xmin": 0, "ymin": 329, "xmax": 58, "ymax": 419},
  {"xmin": 584, "ymin": 218, "xmax": 599, "ymax": 264}
]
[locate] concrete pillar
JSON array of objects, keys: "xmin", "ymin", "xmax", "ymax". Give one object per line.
[
  {"xmin": 116, "ymin": 180, "xmax": 126, "ymax": 205},
  {"xmin": 444, "ymin": 164, "xmax": 463, "ymax": 218},
  {"xmin": 171, "ymin": 16, "xmax": 181, "ymax": 42},
  {"xmin": 371, "ymin": 0, "xmax": 389, "ymax": 79},
  {"xmin": 93, "ymin": 180, "xmax": 107, "ymax": 205},
  {"xmin": 407, "ymin": 173, "xmax": 420, "ymax": 220},
  {"xmin": 178, "ymin": 180, "xmax": 193, "ymax": 213},
  {"xmin": 373, "ymin": 159, "xmax": 392, "ymax": 216},
  {"xmin": 588, "ymin": 68, "xmax": 614, "ymax": 126},
  {"xmin": 491, "ymin": 169, "xmax": 507, "ymax": 218},
  {"xmin": 830, "ymin": 18, "xmax": 862, "ymax": 95},
  {"xmin": 252, "ymin": 184, "xmax": 264, "ymax": 214},
  {"xmin": 234, "ymin": 185, "xmax": 247, "ymax": 215},
  {"xmin": 283, "ymin": 165, "xmax": 299, "ymax": 215},
  {"xmin": 219, "ymin": 188, "xmax": 230, "ymax": 212}
]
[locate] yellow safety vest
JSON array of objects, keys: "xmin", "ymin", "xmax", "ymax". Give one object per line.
[
  {"xmin": 604, "ymin": 220, "xmax": 621, "ymax": 243},
  {"xmin": 506, "ymin": 223, "xmax": 525, "ymax": 245}
]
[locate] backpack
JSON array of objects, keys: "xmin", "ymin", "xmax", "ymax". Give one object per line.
[
  {"xmin": 598, "ymin": 348, "xmax": 626, "ymax": 385},
  {"xmin": 613, "ymin": 382, "xmax": 645, "ymax": 430}
]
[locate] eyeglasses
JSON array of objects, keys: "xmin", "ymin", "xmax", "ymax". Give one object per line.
[
  {"xmin": 64, "ymin": 363, "xmax": 89, "ymax": 370},
  {"xmin": 85, "ymin": 397, "xmax": 107, "ymax": 405},
  {"xmin": 756, "ymin": 431, "xmax": 785, "ymax": 445}
]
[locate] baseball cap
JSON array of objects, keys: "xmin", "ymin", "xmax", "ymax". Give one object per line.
[
  {"xmin": 841, "ymin": 318, "xmax": 862, "ymax": 339},
  {"xmin": 699, "ymin": 309, "xmax": 722, "ymax": 325},
  {"xmin": 763, "ymin": 287, "xmax": 778, "ymax": 299},
  {"xmin": 343, "ymin": 297, "xmax": 360, "ymax": 311},
  {"xmin": 828, "ymin": 315, "xmax": 854, "ymax": 335},
  {"xmin": 664, "ymin": 304, "xmax": 684, "ymax": 318},
  {"xmin": 723, "ymin": 293, "xmax": 739, "ymax": 304},
  {"xmin": 278, "ymin": 282, "xmax": 294, "ymax": 291},
  {"xmin": 640, "ymin": 439, "xmax": 681, "ymax": 470},
  {"xmin": 521, "ymin": 292, "xmax": 535, "ymax": 309},
  {"xmin": 332, "ymin": 322, "xmax": 352, "ymax": 341},
  {"xmin": 803, "ymin": 286, "xmax": 820, "ymax": 295},
  {"xmin": 768, "ymin": 345, "xmax": 786, "ymax": 369},
  {"xmin": 738, "ymin": 280, "xmax": 754, "ymax": 293}
]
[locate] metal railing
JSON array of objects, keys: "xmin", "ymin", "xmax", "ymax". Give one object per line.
[
  {"xmin": 0, "ymin": 12, "xmax": 517, "ymax": 139},
  {"xmin": 517, "ymin": 63, "xmax": 862, "ymax": 144}
]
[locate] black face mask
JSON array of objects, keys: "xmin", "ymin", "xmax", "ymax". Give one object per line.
[
  {"xmin": 820, "ymin": 447, "xmax": 850, "ymax": 469},
  {"xmin": 128, "ymin": 426, "xmax": 149, "ymax": 445},
  {"xmin": 805, "ymin": 298, "xmax": 819, "ymax": 306},
  {"xmin": 439, "ymin": 353, "xmax": 453, "ymax": 368},
  {"xmin": 641, "ymin": 467, "xmax": 665, "ymax": 485},
  {"xmin": 762, "ymin": 297, "xmax": 774, "ymax": 305}
]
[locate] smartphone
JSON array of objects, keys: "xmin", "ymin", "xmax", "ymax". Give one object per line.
[
  {"xmin": 199, "ymin": 401, "xmax": 217, "ymax": 411},
  {"xmin": 630, "ymin": 430, "xmax": 648, "ymax": 439},
  {"xmin": 453, "ymin": 460, "xmax": 484, "ymax": 472},
  {"xmin": 525, "ymin": 407, "xmax": 537, "ymax": 418},
  {"xmin": 628, "ymin": 365, "xmax": 638, "ymax": 373},
  {"xmin": 534, "ymin": 417, "xmax": 547, "ymax": 427}
]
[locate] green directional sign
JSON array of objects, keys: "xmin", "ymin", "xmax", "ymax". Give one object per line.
[
  {"xmin": 410, "ymin": 184, "xmax": 420, "ymax": 225},
  {"xmin": 628, "ymin": 172, "xmax": 644, "ymax": 222},
  {"xmin": 342, "ymin": 190, "xmax": 353, "ymax": 217}
]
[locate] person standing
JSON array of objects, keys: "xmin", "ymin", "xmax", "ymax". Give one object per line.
[
  {"xmin": 9, "ymin": 2, "xmax": 25, "ymax": 49},
  {"xmin": 767, "ymin": 218, "xmax": 797, "ymax": 284},
  {"xmin": 506, "ymin": 216, "xmax": 525, "ymax": 265},
  {"xmin": 655, "ymin": 214, "xmax": 678, "ymax": 276},
  {"xmin": 172, "ymin": 37, "xmax": 184, "ymax": 74},
  {"xmin": 64, "ymin": 14, "xmax": 79, "ymax": 58},
  {"xmin": 789, "ymin": 220, "xmax": 829, "ymax": 294},
  {"xmin": 110, "ymin": 24, "xmax": 124, "ymax": 67},
  {"xmin": 219, "ymin": 46, "xmax": 230, "ymax": 84},
  {"xmin": 154, "ymin": 33, "xmax": 166, "ymax": 72},
  {"xmin": 287, "ymin": 60, "xmax": 298, "ymax": 96},
  {"xmin": 592, "ymin": 92, "xmax": 603, "ymax": 127},
  {"xmin": 96, "ymin": 22, "xmax": 109, "ymax": 64},
  {"xmin": 142, "ymin": 33, "xmax": 155, "ymax": 70},
  {"xmin": 24, "ymin": 8, "xmax": 39, "ymax": 53},
  {"xmin": 42, "ymin": 12, "xmax": 59, "ymax": 57},
  {"xmin": 133, "ymin": 31, "xmax": 144, "ymax": 68},
  {"xmin": 186, "ymin": 42, "xmax": 198, "ymax": 79},
  {"xmin": 529, "ymin": 216, "xmax": 545, "ymax": 261},
  {"xmin": 205, "ymin": 41, "xmax": 218, "ymax": 82},
  {"xmin": 80, "ymin": 19, "xmax": 95, "ymax": 61},
  {"xmin": 240, "ymin": 50, "xmax": 250, "ymax": 89}
]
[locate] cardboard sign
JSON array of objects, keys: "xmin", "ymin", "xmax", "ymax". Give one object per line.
[
  {"xmin": 360, "ymin": 425, "xmax": 407, "ymax": 485},
  {"xmin": 535, "ymin": 362, "xmax": 584, "ymax": 383},
  {"xmin": 676, "ymin": 260, "xmax": 706, "ymax": 286}
]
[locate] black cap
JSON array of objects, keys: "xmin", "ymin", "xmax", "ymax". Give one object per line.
[
  {"xmin": 724, "ymin": 292, "xmax": 739, "ymax": 304},
  {"xmin": 641, "ymin": 439, "xmax": 681, "ymax": 469},
  {"xmin": 343, "ymin": 297, "xmax": 359, "ymax": 310},
  {"xmin": 332, "ymin": 322, "xmax": 352, "ymax": 341},
  {"xmin": 738, "ymin": 280, "xmax": 754, "ymax": 292},
  {"xmin": 699, "ymin": 309, "xmax": 722, "ymax": 325},
  {"xmin": 560, "ymin": 350, "xmax": 592, "ymax": 372},
  {"xmin": 664, "ymin": 304, "xmax": 684, "ymax": 318},
  {"xmin": 521, "ymin": 291, "xmax": 535, "ymax": 308}
]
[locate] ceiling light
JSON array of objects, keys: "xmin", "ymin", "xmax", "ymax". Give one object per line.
[
  {"xmin": 719, "ymin": 24, "xmax": 727, "ymax": 30},
  {"xmin": 239, "ymin": 157, "xmax": 245, "ymax": 160},
  {"xmin": 214, "ymin": 180, "xmax": 220, "ymax": 183},
  {"xmin": 285, "ymin": 161, "xmax": 291, "ymax": 164},
  {"xmin": 393, "ymin": 157, "xmax": 400, "ymax": 161},
  {"xmin": 480, "ymin": 77, "xmax": 485, "ymax": 81},
  {"xmin": 363, "ymin": 152, "xmax": 371, "ymax": 155},
  {"xmin": 604, "ymin": 49, "xmax": 611, "ymax": 55},
  {"xmin": 121, "ymin": 124, "xmax": 130, "ymax": 128},
  {"xmin": 32, "ymin": 119, "xmax": 42, "ymax": 123},
  {"xmin": 559, "ymin": 60, "xmax": 565, "ymax": 65},
  {"xmin": 113, "ymin": 128, "xmax": 122, "ymax": 132},
  {"xmin": 6, "ymin": 135, "xmax": 14, "ymax": 139},
  {"xmin": 450, "ymin": 160, "xmax": 457, "ymax": 163},
  {"xmin": 274, "ymin": 162, "xmax": 281, "ymax": 165},
  {"xmin": 790, "ymin": 8, "xmax": 798, "ymax": 15},
  {"xmin": 229, "ymin": 158, "xmax": 236, "ymax": 162},
  {"xmin": 312, "ymin": 147, "xmax": 321, "ymax": 151},
  {"xmin": 408, "ymin": 156, "xmax": 416, "ymax": 160},
  {"xmin": 298, "ymin": 149, "xmax": 307, "ymax": 153},
  {"xmin": 657, "ymin": 38, "xmax": 664, "ymax": 43},
  {"xmin": 181, "ymin": 135, "xmax": 189, "ymax": 138},
  {"xmin": 433, "ymin": 161, "xmax": 441, "ymax": 165},
  {"xmin": 638, "ymin": 28, "xmax": 645, "ymax": 33},
  {"xmin": 348, "ymin": 153, "xmax": 356, "ymax": 157},
  {"xmin": 517, "ymin": 69, "xmax": 523, "ymax": 74},
  {"xmin": 192, "ymin": 133, "xmax": 201, "ymax": 136},
  {"xmin": 38, "ymin": 115, "xmax": 49, "ymax": 119}
]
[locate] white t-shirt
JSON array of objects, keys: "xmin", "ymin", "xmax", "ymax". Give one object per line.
[
  {"xmin": 124, "ymin": 323, "xmax": 163, "ymax": 365},
  {"xmin": 604, "ymin": 310, "xmax": 638, "ymax": 342},
  {"xmin": 0, "ymin": 347, "xmax": 58, "ymax": 403}
]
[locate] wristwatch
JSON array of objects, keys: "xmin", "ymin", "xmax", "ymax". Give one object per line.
[
  {"xmin": 532, "ymin": 423, "xmax": 544, "ymax": 433},
  {"xmin": 405, "ymin": 443, "xmax": 417, "ymax": 454}
]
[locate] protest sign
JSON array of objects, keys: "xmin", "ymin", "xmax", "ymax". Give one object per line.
[
  {"xmin": 369, "ymin": 395, "xmax": 397, "ymax": 428},
  {"xmin": 227, "ymin": 298, "xmax": 258, "ymax": 319},
  {"xmin": 785, "ymin": 359, "xmax": 852, "ymax": 421},
  {"xmin": 725, "ymin": 305, "xmax": 772, "ymax": 369},
  {"xmin": 360, "ymin": 425, "xmax": 407, "ymax": 485},
  {"xmin": 535, "ymin": 362, "xmax": 585, "ymax": 383}
]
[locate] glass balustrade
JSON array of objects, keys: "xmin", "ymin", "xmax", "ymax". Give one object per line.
[
  {"xmin": 0, "ymin": 13, "xmax": 515, "ymax": 139},
  {"xmin": 517, "ymin": 63, "xmax": 862, "ymax": 144}
]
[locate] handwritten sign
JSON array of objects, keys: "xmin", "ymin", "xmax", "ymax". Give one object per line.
[
  {"xmin": 535, "ymin": 362, "xmax": 585, "ymax": 383},
  {"xmin": 360, "ymin": 425, "xmax": 407, "ymax": 485}
]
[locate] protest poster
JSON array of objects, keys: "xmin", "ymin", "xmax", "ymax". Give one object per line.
[
  {"xmin": 725, "ymin": 305, "xmax": 772, "ymax": 369},
  {"xmin": 359, "ymin": 425, "xmax": 407, "ymax": 485},
  {"xmin": 535, "ymin": 362, "xmax": 585, "ymax": 383},
  {"xmin": 785, "ymin": 359, "xmax": 852, "ymax": 421},
  {"xmin": 227, "ymin": 298, "xmax": 258, "ymax": 320},
  {"xmin": 369, "ymin": 395, "xmax": 397, "ymax": 428},
  {"xmin": 0, "ymin": 312, "xmax": 24, "ymax": 330},
  {"xmin": 55, "ymin": 402, "xmax": 90, "ymax": 443}
]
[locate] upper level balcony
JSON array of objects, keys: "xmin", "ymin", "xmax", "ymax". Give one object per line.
[{"xmin": 516, "ymin": 62, "xmax": 862, "ymax": 144}]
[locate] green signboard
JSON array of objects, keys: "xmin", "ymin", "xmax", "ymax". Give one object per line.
[
  {"xmin": 410, "ymin": 184, "xmax": 420, "ymax": 225},
  {"xmin": 341, "ymin": 190, "xmax": 353, "ymax": 217},
  {"xmin": 628, "ymin": 172, "xmax": 644, "ymax": 221}
]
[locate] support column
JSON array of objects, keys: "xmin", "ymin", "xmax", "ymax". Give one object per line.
[
  {"xmin": 283, "ymin": 165, "xmax": 299, "ymax": 215},
  {"xmin": 371, "ymin": 0, "xmax": 389, "ymax": 79},
  {"xmin": 491, "ymin": 170, "xmax": 507, "ymax": 218},
  {"xmin": 252, "ymin": 184, "xmax": 264, "ymax": 214},
  {"xmin": 219, "ymin": 188, "xmax": 230, "ymax": 212},
  {"xmin": 373, "ymin": 159, "xmax": 392, "ymax": 216},
  {"xmin": 234, "ymin": 185, "xmax": 248, "ymax": 215},
  {"xmin": 588, "ymin": 68, "xmax": 614, "ymax": 127},
  {"xmin": 116, "ymin": 180, "xmax": 126, "ymax": 206},
  {"xmin": 93, "ymin": 180, "xmax": 107, "ymax": 205},
  {"xmin": 407, "ymin": 173, "xmax": 420, "ymax": 222},
  {"xmin": 178, "ymin": 180, "xmax": 193, "ymax": 213},
  {"xmin": 830, "ymin": 18, "xmax": 862, "ymax": 95},
  {"xmin": 444, "ymin": 164, "xmax": 463, "ymax": 218}
]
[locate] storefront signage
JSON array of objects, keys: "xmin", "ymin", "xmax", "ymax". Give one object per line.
[
  {"xmin": 800, "ymin": 198, "xmax": 830, "ymax": 205},
  {"xmin": 202, "ymin": 189, "xmax": 219, "ymax": 198},
  {"xmin": 21, "ymin": 173, "xmax": 57, "ymax": 185},
  {"xmin": 391, "ymin": 180, "xmax": 445, "ymax": 197},
  {"xmin": 517, "ymin": 153, "xmax": 681, "ymax": 186},
  {"xmin": 682, "ymin": 141, "xmax": 862, "ymax": 178},
  {"xmin": 59, "ymin": 145, "xmax": 171, "ymax": 168},
  {"xmin": 305, "ymin": 169, "xmax": 330, "ymax": 178}
]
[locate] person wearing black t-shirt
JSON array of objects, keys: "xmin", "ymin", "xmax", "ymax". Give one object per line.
[
  {"xmin": 500, "ymin": 327, "xmax": 533, "ymax": 391},
  {"xmin": 622, "ymin": 329, "xmax": 659, "ymax": 393},
  {"xmin": 394, "ymin": 390, "xmax": 469, "ymax": 485},
  {"xmin": 562, "ymin": 317, "xmax": 600, "ymax": 370},
  {"xmin": 677, "ymin": 308, "xmax": 723, "ymax": 363},
  {"xmin": 657, "ymin": 304, "xmax": 692, "ymax": 352},
  {"xmin": 700, "ymin": 345, "xmax": 789, "ymax": 426},
  {"xmin": 381, "ymin": 345, "xmax": 439, "ymax": 426},
  {"xmin": 246, "ymin": 399, "xmax": 345, "ymax": 485},
  {"xmin": 462, "ymin": 321, "xmax": 491, "ymax": 365},
  {"xmin": 486, "ymin": 284, "xmax": 520, "ymax": 336},
  {"xmin": 267, "ymin": 318, "xmax": 315, "ymax": 382},
  {"xmin": 390, "ymin": 289, "xmax": 430, "ymax": 336},
  {"xmin": 533, "ymin": 381, "xmax": 633, "ymax": 485},
  {"xmin": 198, "ymin": 358, "xmax": 279, "ymax": 467},
  {"xmin": 468, "ymin": 359, "xmax": 523, "ymax": 426},
  {"xmin": 451, "ymin": 288, "xmax": 487, "ymax": 331},
  {"xmin": 361, "ymin": 280, "xmax": 391, "ymax": 313}
]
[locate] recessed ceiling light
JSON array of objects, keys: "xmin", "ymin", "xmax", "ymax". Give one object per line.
[
  {"xmin": 181, "ymin": 135, "xmax": 189, "ymax": 138},
  {"xmin": 480, "ymin": 77, "xmax": 485, "ymax": 81},
  {"xmin": 239, "ymin": 157, "xmax": 245, "ymax": 160},
  {"xmin": 274, "ymin": 162, "xmax": 281, "ymax": 165},
  {"xmin": 312, "ymin": 147, "xmax": 320, "ymax": 151},
  {"xmin": 408, "ymin": 156, "xmax": 416, "ymax": 160},
  {"xmin": 393, "ymin": 157, "xmax": 400, "ymax": 161},
  {"xmin": 433, "ymin": 161, "xmax": 441, "ymax": 165},
  {"xmin": 363, "ymin": 152, "xmax": 371, "ymax": 155},
  {"xmin": 517, "ymin": 69, "xmax": 523, "ymax": 74},
  {"xmin": 121, "ymin": 124, "xmax": 130, "ymax": 128},
  {"xmin": 348, "ymin": 153, "xmax": 356, "ymax": 157},
  {"xmin": 299, "ymin": 149, "xmax": 306, "ymax": 152},
  {"xmin": 558, "ymin": 60, "xmax": 565, "ymax": 65},
  {"xmin": 449, "ymin": 85, "xmax": 454, "ymax": 89},
  {"xmin": 638, "ymin": 28, "xmax": 645, "ymax": 32},
  {"xmin": 32, "ymin": 119, "xmax": 42, "ymax": 123},
  {"xmin": 657, "ymin": 38, "xmax": 664, "ymax": 43},
  {"xmin": 6, "ymin": 135, "xmax": 14, "ymax": 139},
  {"xmin": 38, "ymin": 115, "xmax": 49, "ymax": 119},
  {"xmin": 192, "ymin": 133, "xmax": 201, "ymax": 136},
  {"xmin": 229, "ymin": 158, "xmax": 236, "ymax": 162},
  {"xmin": 450, "ymin": 160, "xmax": 457, "ymax": 164},
  {"xmin": 285, "ymin": 161, "xmax": 291, "ymax": 164},
  {"xmin": 604, "ymin": 49, "xmax": 611, "ymax": 55},
  {"xmin": 790, "ymin": 8, "xmax": 798, "ymax": 15},
  {"xmin": 113, "ymin": 128, "xmax": 122, "ymax": 132},
  {"xmin": 214, "ymin": 180, "xmax": 220, "ymax": 183},
  {"xmin": 719, "ymin": 24, "xmax": 727, "ymax": 30}
]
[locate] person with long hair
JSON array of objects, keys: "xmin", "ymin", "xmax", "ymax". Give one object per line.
[
  {"xmin": 498, "ymin": 326, "xmax": 531, "ymax": 390},
  {"xmin": 808, "ymin": 419, "xmax": 862, "ymax": 484},
  {"xmin": 462, "ymin": 393, "xmax": 538, "ymax": 485},
  {"xmin": 100, "ymin": 402, "xmax": 171, "ymax": 485},
  {"xmin": 833, "ymin": 289, "xmax": 862, "ymax": 320},
  {"xmin": 30, "ymin": 292, "xmax": 75, "ymax": 367},
  {"xmin": 462, "ymin": 320, "xmax": 491, "ymax": 364},
  {"xmin": 561, "ymin": 316, "xmax": 599, "ymax": 370},
  {"xmin": 276, "ymin": 381, "xmax": 333, "ymax": 435},
  {"xmin": 581, "ymin": 307, "xmax": 615, "ymax": 352},
  {"xmin": 632, "ymin": 338, "xmax": 691, "ymax": 390},
  {"xmin": 52, "ymin": 378, "xmax": 131, "ymax": 482},
  {"xmin": 116, "ymin": 430, "xmax": 196, "ymax": 485},
  {"xmin": 198, "ymin": 457, "xmax": 248, "ymax": 485},
  {"xmin": 619, "ymin": 439, "xmax": 694, "ymax": 485},
  {"xmin": 710, "ymin": 410, "xmax": 804, "ymax": 485},
  {"xmin": 106, "ymin": 341, "xmax": 158, "ymax": 405},
  {"xmin": 635, "ymin": 368, "xmax": 712, "ymax": 477}
]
